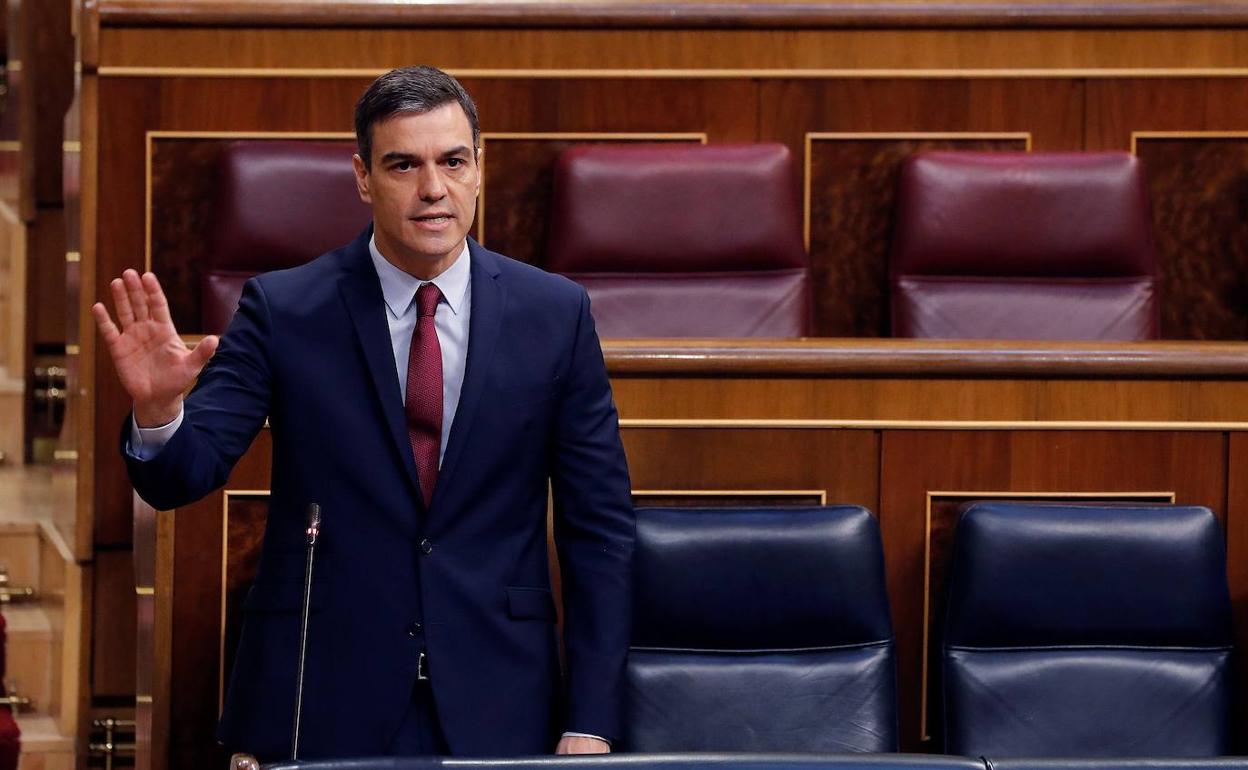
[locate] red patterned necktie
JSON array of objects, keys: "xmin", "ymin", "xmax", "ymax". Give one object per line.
[{"xmin": 406, "ymin": 283, "xmax": 443, "ymax": 507}]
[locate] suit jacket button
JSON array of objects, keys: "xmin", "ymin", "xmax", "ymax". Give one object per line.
[
  {"xmin": 420, "ymin": 539, "xmax": 433, "ymax": 555},
  {"xmin": 407, "ymin": 622, "xmax": 422, "ymax": 637}
]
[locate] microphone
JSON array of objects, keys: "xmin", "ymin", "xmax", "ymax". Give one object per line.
[{"xmin": 291, "ymin": 503, "xmax": 322, "ymax": 760}]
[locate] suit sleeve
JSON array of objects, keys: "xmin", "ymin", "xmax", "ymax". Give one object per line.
[
  {"xmin": 550, "ymin": 288, "xmax": 635, "ymax": 743},
  {"xmin": 121, "ymin": 278, "xmax": 274, "ymax": 511}
]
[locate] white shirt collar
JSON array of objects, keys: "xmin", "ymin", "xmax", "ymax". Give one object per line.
[{"xmin": 368, "ymin": 234, "xmax": 471, "ymax": 319}]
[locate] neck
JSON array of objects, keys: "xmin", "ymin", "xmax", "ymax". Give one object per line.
[{"xmin": 375, "ymin": 236, "xmax": 465, "ymax": 281}]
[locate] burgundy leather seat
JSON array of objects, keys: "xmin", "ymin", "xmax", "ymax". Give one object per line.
[
  {"xmin": 890, "ymin": 151, "xmax": 1159, "ymax": 340},
  {"xmin": 201, "ymin": 141, "xmax": 373, "ymax": 334},
  {"xmin": 546, "ymin": 144, "xmax": 811, "ymax": 338}
]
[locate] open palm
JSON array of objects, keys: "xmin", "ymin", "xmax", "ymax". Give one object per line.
[{"xmin": 92, "ymin": 269, "xmax": 219, "ymax": 426}]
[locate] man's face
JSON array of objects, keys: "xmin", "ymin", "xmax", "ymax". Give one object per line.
[{"xmin": 352, "ymin": 103, "xmax": 480, "ymax": 277}]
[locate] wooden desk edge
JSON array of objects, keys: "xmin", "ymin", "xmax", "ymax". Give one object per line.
[{"xmin": 98, "ymin": 0, "xmax": 1248, "ymax": 30}]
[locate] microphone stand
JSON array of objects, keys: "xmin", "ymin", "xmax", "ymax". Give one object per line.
[{"xmin": 291, "ymin": 503, "xmax": 322, "ymax": 760}]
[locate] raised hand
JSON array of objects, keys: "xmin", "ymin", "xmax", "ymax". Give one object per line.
[{"xmin": 92, "ymin": 269, "xmax": 219, "ymax": 427}]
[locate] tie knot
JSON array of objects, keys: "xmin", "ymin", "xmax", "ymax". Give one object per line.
[{"xmin": 415, "ymin": 283, "xmax": 442, "ymax": 318}]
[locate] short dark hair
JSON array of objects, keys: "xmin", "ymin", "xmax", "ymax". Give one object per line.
[{"xmin": 354, "ymin": 65, "xmax": 480, "ymax": 169}]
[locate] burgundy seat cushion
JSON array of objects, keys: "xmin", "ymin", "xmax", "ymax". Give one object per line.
[
  {"xmin": 890, "ymin": 151, "xmax": 1159, "ymax": 340},
  {"xmin": 547, "ymin": 143, "xmax": 810, "ymax": 337},
  {"xmin": 201, "ymin": 140, "xmax": 373, "ymax": 334}
]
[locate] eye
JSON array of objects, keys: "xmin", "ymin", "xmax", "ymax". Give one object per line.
[
  {"xmin": 394, "ymin": 160, "xmax": 412, "ymax": 172},
  {"xmin": 446, "ymin": 157, "xmax": 465, "ymax": 168}
]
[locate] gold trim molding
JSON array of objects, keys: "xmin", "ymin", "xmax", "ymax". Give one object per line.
[
  {"xmin": 1131, "ymin": 130, "xmax": 1248, "ymax": 154},
  {"xmin": 632, "ymin": 488, "xmax": 829, "ymax": 505},
  {"xmin": 98, "ymin": 66, "xmax": 1248, "ymax": 80},
  {"xmin": 619, "ymin": 418, "xmax": 1248, "ymax": 431}
]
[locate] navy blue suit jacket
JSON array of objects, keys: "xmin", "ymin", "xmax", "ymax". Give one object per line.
[{"xmin": 123, "ymin": 230, "xmax": 635, "ymax": 759}]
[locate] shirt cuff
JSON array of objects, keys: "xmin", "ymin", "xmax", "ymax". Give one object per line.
[
  {"xmin": 561, "ymin": 732, "xmax": 610, "ymax": 746},
  {"xmin": 127, "ymin": 406, "xmax": 185, "ymax": 461}
]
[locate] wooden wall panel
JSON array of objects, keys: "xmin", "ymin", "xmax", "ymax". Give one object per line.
[
  {"xmin": 1227, "ymin": 432, "xmax": 1248, "ymax": 741},
  {"xmin": 1134, "ymin": 136, "xmax": 1248, "ymax": 340},
  {"xmin": 879, "ymin": 430, "xmax": 1228, "ymax": 751},
  {"xmin": 621, "ymin": 427, "xmax": 880, "ymax": 510},
  {"xmin": 92, "ymin": 548, "xmax": 137, "ymax": 697},
  {"xmin": 166, "ymin": 431, "xmax": 270, "ymax": 770},
  {"xmin": 1085, "ymin": 79, "xmax": 1248, "ymax": 340}
]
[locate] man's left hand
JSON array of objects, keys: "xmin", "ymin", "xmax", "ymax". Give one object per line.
[{"xmin": 555, "ymin": 736, "xmax": 610, "ymax": 754}]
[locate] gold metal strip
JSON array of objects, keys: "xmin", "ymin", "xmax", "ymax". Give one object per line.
[
  {"xmin": 145, "ymin": 131, "xmax": 357, "ymax": 272},
  {"xmin": 135, "ymin": 695, "xmax": 153, "ymax": 704},
  {"xmin": 66, "ymin": 251, "xmax": 81, "ymax": 263},
  {"xmin": 618, "ymin": 418, "xmax": 1248, "ymax": 431},
  {"xmin": 135, "ymin": 586, "xmax": 155, "ymax": 596},
  {"xmin": 803, "ymin": 131, "xmax": 1031, "ymax": 250},
  {"xmin": 65, "ymin": 344, "xmax": 80, "ymax": 355},
  {"xmin": 53, "ymin": 449, "xmax": 79, "ymax": 461},
  {"xmin": 633, "ymin": 488, "xmax": 828, "ymax": 505},
  {"xmin": 64, "ymin": 140, "xmax": 82, "ymax": 153},
  {"xmin": 96, "ymin": 66, "xmax": 1248, "ymax": 80},
  {"xmin": 476, "ymin": 132, "xmax": 706, "ymax": 245},
  {"xmin": 0, "ymin": 141, "xmax": 19, "ymax": 152},
  {"xmin": 917, "ymin": 488, "xmax": 1176, "ymax": 741},
  {"xmin": 1131, "ymin": 130, "xmax": 1248, "ymax": 154}
]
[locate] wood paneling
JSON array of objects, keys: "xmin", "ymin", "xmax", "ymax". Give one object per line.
[
  {"xmin": 879, "ymin": 430, "xmax": 1226, "ymax": 748},
  {"xmin": 1228, "ymin": 432, "xmax": 1248, "ymax": 748},
  {"xmin": 94, "ymin": 27, "xmax": 1248, "ymax": 72},
  {"xmin": 1134, "ymin": 136, "xmax": 1248, "ymax": 340},
  {"xmin": 91, "ymin": 549, "xmax": 137, "ymax": 697}
]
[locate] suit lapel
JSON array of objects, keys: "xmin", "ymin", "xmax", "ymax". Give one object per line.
[
  {"xmin": 337, "ymin": 230, "xmax": 424, "ymax": 504},
  {"xmin": 433, "ymin": 240, "xmax": 505, "ymax": 505}
]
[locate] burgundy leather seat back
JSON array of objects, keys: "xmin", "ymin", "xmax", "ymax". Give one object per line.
[
  {"xmin": 202, "ymin": 141, "xmax": 373, "ymax": 334},
  {"xmin": 547, "ymin": 143, "xmax": 810, "ymax": 337},
  {"xmin": 890, "ymin": 151, "xmax": 1159, "ymax": 340}
]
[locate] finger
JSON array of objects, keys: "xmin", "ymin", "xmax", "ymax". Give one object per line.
[
  {"xmin": 110, "ymin": 277, "xmax": 135, "ymax": 327},
  {"xmin": 91, "ymin": 302, "xmax": 121, "ymax": 345},
  {"xmin": 190, "ymin": 335, "xmax": 219, "ymax": 369},
  {"xmin": 141, "ymin": 272, "xmax": 174, "ymax": 326},
  {"xmin": 123, "ymin": 269, "xmax": 150, "ymax": 322}
]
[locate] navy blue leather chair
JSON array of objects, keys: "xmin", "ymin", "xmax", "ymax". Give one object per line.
[
  {"xmin": 624, "ymin": 506, "xmax": 898, "ymax": 752},
  {"xmin": 943, "ymin": 503, "xmax": 1233, "ymax": 757},
  {"xmin": 266, "ymin": 754, "xmax": 985, "ymax": 770}
]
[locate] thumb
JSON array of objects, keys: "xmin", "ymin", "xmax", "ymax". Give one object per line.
[{"xmin": 189, "ymin": 335, "xmax": 219, "ymax": 370}]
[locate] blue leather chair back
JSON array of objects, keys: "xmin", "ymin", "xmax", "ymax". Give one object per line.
[
  {"xmin": 943, "ymin": 503, "xmax": 1233, "ymax": 757},
  {"xmin": 625, "ymin": 506, "xmax": 898, "ymax": 752},
  {"xmin": 266, "ymin": 754, "xmax": 985, "ymax": 770}
]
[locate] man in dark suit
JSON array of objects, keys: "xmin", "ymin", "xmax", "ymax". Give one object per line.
[{"xmin": 92, "ymin": 66, "xmax": 635, "ymax": 761}]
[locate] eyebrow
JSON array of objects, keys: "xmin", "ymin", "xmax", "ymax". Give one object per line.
[{"xmin": 379, "ymin": 146, "xmax": 474, "ymax": 165}]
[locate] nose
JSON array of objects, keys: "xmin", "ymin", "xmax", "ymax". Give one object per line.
[{"xmin": 418, "ymin": 166, "xmax": 447, "ymax": 202}]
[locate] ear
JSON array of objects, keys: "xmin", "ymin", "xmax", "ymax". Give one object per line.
[
  {"xmin": 474, "ymin": 146, "xmax": 484, "ymax": 194},
  {"xmin": 352, "ymin": 153, "xmax": 373, "ymax": 204}
]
